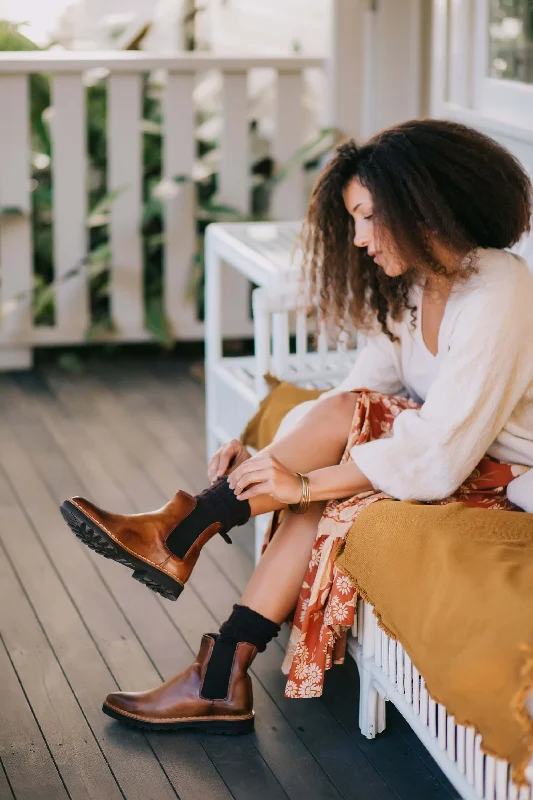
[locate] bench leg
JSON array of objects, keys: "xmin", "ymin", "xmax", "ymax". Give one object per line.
[{"xmin": 359, "ymin": 666, "xmax": 387, "ymax": 738}]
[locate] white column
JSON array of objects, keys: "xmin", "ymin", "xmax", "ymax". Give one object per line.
[
  {"xmin": 430, "ymin": 0, "xmax": 449, "ymax": 117},
  {"xmin": 449, "ymin": 0, "xmax": 474, "ymax": 108},
  {"xmin": 375, "ymin": 0, "xmax": 423, "ymax": 130},
  {"xmin": 328, "ymin": 0, "xmax": 371, "ymax": 140}
]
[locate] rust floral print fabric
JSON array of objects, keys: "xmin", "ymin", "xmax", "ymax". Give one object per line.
[{"xmin": 263, "ymin": 390, "xmax": 527, "ymax": 700}]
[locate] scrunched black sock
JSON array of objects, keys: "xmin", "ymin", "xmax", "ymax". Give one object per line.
[
  {"xmin": 202, "ymin": 605, "xmax": 281, "ymax": 700},
  {"xmin": 166, "ymin": 478, "xmax": 251, "ymax": 558}
]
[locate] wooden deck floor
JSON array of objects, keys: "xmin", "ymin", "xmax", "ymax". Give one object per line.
[{"xmin": 0, "ymin": 354, "xmax": 459, "ymax": 800}]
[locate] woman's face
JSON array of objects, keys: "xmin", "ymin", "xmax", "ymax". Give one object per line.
[{"xmin": 343, "ymin": 178, "xmax": 407, "ymax": 278}]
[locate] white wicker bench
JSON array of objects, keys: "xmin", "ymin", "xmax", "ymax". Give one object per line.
[{"xmin": 205, "ymin": 226, "xmax": 533, "ymax": 800}]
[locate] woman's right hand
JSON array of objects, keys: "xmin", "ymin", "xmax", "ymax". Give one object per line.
[{"xmin": 207, "ymin": 439, "xmax": 252, "ymax": 484}]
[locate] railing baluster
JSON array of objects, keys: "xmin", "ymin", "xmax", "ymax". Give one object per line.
[
  {"xmin": 374, "ymin": 621, "xmax": 382, "ymax": 668},
  {"xmin": 466, "ymin": 727, "xmax": 476, "ymax": 785},
  {"xmin": 495, "ymin": 759, "xmax": 509, "ymax": 800},
  {"xmin": 108, "ymin": 72, "xmax": 143, "ymax": 335},
  {"xmin": 396, "ymin": 642, "xmax": 403, "ymax": 693},
  {"xmin": 381, "ymin": 631, "xmax": 389, "ymax": 677},
  {"xmin": 429, "ymin": 697, "xmax": 437, "ymax": 738},
  {"xmin": 485, "ymin": 755, "xmax": 496, "ymax": 800},
  {"xmin": 474, "ymin": 734, "xmax": 484, "ymax": 797},
  {"xmin": 272, "ymin": 69, "xmax": 305, "ymax": 220},
  {"xmin": 272, "ymin": 311, "xmax": 290, "ymax": 376},
  {"xmin": 296, "ymin": 309, "xmax": 308, "ymax": 370},
  {"xmin": 446, "ymin": 715, "xmax": 456, "ymax": 762},
  {"xmin": 404, "ymin": 653, "xmax": 412, "ymax": 704},
  {"xmin": 219, "ymin": 69, "xmax": 251, "ymax": 337},
  {"xmin": 420, "ymin": 677, "xmax": 429, "ymax": 727},
  {"xmin": 52, "ymin": 73, "xmax": 88, "ymax": 336},
  {"xmin": 412, "ymin": 665, "xmax": 420, "ymax": 715},
  {"xmin": 437, "ymin": 704, "xmax": 446, "ymax": 749},
  {"xmin": 0, "ymin": 73, "xmax": 32, "ymax": 368},
  {"xmin": 457, "ymin": 724, "xmax": 466, "ymax": 775},
  {"xmin": 163, "ymin": 71, "xmax": 202, "ymax": 338}
]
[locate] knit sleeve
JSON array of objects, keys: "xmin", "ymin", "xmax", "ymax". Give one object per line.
[
  {"xmin": 351, "ymin": 275, "xmax": 533, "ymax": 501},
  {"xmin": 317, "ymin": 329, "xmax": 405, "ymax": 401}
]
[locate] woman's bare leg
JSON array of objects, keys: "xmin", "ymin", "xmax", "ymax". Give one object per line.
[
  {"xmin": 240, "ymin": 501, "xmax": 326, "ymax": 623},
  {"xmin": 244, "ymin": 392, "xmax": 357, "ymax": 518}
]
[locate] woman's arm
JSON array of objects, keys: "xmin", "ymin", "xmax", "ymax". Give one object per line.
[
  {"xmin": 306, "ymin": 462, "xmax": 373, "ymax": 501},
  {"xmin": 230, "ymin": 453, "xmax": 373, "ymax": 504},
  {"xmin": 351, "ymin": 270, "xmax": 533, "ymax": 501}
]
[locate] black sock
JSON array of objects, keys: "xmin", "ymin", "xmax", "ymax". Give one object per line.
[
  {"xmin": 166, "ymin": 479, "xmax": 251, "ymax": 558},
  {"xmin": 201, "ymin": 605, "xmax": 281, "ymax": 700}
]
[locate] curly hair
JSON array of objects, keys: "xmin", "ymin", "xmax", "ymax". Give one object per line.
[{"xmin": 302, "ymin": 118, "xmax": 532, "ymax": 340}]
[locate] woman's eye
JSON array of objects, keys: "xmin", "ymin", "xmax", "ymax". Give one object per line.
[{"xmin": 363, "ymin": 215, "xmax": 373, "ymax": 221}]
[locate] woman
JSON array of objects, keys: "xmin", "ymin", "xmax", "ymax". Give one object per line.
[{"xmin": 61, "ymin": 118, "xmax": 533, "ymax": 733}]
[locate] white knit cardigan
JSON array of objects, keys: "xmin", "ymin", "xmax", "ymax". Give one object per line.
[{"xmin": 278, "ymin": 248, "xmax": 533, "ymax": 510}]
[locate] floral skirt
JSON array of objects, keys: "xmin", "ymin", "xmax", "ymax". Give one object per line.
[{"xmin": 263, "ymin": 390, "xmax": 528, "ymax": 700}]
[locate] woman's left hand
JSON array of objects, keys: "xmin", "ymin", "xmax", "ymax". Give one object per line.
[{"xmin": 228, "ymin": 453, "xmax": 304, "ymax": 504}]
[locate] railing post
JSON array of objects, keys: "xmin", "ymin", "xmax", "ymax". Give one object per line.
[
  {"xmin": 219, "ymin": 69, "xmax": 252, "ymax": 338},
  {"xmin": 52, "ymin": 72, "xmax": 89, "ymax": 338},
  {"xmin": 0, "ymin": 74, "xmax": 33, "ymax": 369}
]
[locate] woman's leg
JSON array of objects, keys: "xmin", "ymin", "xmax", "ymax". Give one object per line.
[
  {"xmin": 240, "ymin": 501, "xmax": 326, "ymax": 623},
  {"xmin": 244, "ymin": 392, "xmax": 358, "ymax": 517}
]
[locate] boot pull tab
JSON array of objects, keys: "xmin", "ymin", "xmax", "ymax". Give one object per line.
[{"xmin": 219, "ymin": 531, "xmax": 233, "ymax": 545}]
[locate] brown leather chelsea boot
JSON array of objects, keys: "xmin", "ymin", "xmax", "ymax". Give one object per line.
[
  {"xmin": 102, "ymin": 634, "xmax": 256, "ymax": 733},
  {"xmin": 60, "ymin": 491, "xmax": 222, "ymax": 601}
]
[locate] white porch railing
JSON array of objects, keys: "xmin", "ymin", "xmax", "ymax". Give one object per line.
[{"xmin": 0, "ymin": 51, "xmax": 325, "ymax": 369}]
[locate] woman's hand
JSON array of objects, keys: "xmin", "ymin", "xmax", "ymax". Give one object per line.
[
  {"xmin": 207, "ymin": 439, "xmax": 251, "ymax": 484},
  {"xmin": 228, "ymin": 453, "xmax": 304, "ymax": 504}
]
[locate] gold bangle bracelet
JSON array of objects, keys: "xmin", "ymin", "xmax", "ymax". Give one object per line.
[{"xmin": 288, "ymin": 473, "xmax": 311, "ymax": 514}]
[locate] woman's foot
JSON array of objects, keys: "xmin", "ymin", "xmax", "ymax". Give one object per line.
[
  {"xmin": 60, "ymin": 484, "xmax": 241, "ymax": 601},
  {"xmin": 103, "ymin": 634, "xmax": 256, "ymax": 732}
]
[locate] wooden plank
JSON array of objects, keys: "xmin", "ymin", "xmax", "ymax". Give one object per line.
[
  {"xmin": 51, "ymin": 73, "xmax": 89, "ymax": 335},
  {"xmin": 0, "ymin": 380, "xmax": 235, "ymax": 800},
  {"xmin": 0, "ymin": 74, "xmax": 32, "ymax": 369},
  {"xmin": 34, "ymin": 364, "xmax": 392, "ymax": 800},
  {"xmin": 321, "ymin": 656, "xmax": 458, "ymax": 800},
  {"xmin": 163, "ymin": 71, "xmax": 201, "ymax": 339},
  {"xmin": 0, "ymin": 527, "xmax": 124, "ymax": 799},
  {"xmin": 0, "ymin": 760, "xmax": 15, "ymax": 800},
  {"xmin": 4, "ymin": 374, "xmax": 288, "ymax": 800},
  {"xmin": 0, "ymin": 453, "xmax": 182, "ymax": 800},
  {"xmin": 35, "ymin": 370, "xmax": 342, "ymax": 799},
  {"xmin": 108, "ymin": 72, "xmax": 144, "ymax": 335},
  {"xmin": 272, "ymin": 70, "xmax": 305, "ymax": 220},
  {"xmin": 0, "ymin": 634, "xmax": 68, "ymax": 800}
]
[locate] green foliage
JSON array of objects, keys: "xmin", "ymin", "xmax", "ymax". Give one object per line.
[{"xmin": 0, "ymin": 20, "xmax": 336, "ymax": 353}]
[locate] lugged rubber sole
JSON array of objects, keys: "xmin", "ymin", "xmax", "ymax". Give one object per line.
[
  {"xmin": 102, "ymin": 703, "xmax": 254, "ymax": 734},
  {"xmin": 60, "ymin": 501, "xmax": 184, "ymax": 602}
]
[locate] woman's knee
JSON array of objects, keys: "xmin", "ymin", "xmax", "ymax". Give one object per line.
[{"xmin": 315, "ymin": 391, "xmax": 358, "ymax": 423}]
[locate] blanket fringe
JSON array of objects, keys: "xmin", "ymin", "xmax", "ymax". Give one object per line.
[{"xmin": 337, "ymin": 564, "xmax": 533, "ymax": 787}]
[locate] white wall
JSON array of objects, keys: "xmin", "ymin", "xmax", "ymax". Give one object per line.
[{"xmin": 206, "ymin": 0, "xmax": 328, "ymax": 56}]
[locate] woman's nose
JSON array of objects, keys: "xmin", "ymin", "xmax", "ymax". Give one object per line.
[{"xmin": 354, "ymin": 233, "xmax": 373, "ymax": 252}]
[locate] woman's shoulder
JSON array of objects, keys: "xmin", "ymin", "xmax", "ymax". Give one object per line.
[
  {"xmin": 472, "ymin": 246, "xmax": 532, "ymax": 293},
  {"xmin": 454, "ymin": 247, "xmax": 533, "ymax": 313},
  {"xmin": 449, "ymin": 247, "xmax": 533, "ymax": 344}
]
